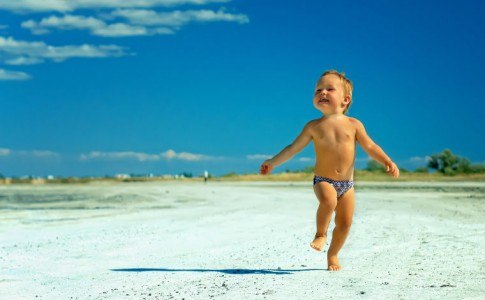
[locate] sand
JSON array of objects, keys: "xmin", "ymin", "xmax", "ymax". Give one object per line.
[{"xmin": 1, "ymin": 181, "xmax": 484, "ymax": 299}]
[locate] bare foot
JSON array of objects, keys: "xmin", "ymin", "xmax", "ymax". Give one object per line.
[
  {"xmin": 310, "ymin": 235, "xmax": 327, "ymax": 251},
  {"xmin": 327, "ymin": 254, "xmax": 341, "ymax": 271}
]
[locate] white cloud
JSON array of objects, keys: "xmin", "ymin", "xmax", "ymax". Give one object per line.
[
  {"xmin": 161, "ymin": 149, "xmax": 212, "ymax": 161},
  {"xmin": 298, "ymin": 157, "xmax": 314, "ymax": 162},
  {"xmin": 0, "ymin": 36, "xmax": 128, "ymax": 65},
  {"xmin": 409, "ymin": 156, "xmax": 430, "ymax": 163},
  {"xmin": 0, "ymin": 149, "xmax": 61, "ymax": 157},
  {"xmin": 246, "ymin": 154, "xmax": 272, "ymax": 160},
  {"xmin": 5, "ymin": 56, "xmax": 44, "ymax": 65},
  {"xmin": 93, "ymin": 22, "xmax": 173, "ymax": 37},
  {"xmin": 21, "ymin": 9, "xmax": 247, "ymax": 37},
  {"xmin": 21, "ymin": 15, "xmax": 106, "ymax": 33},
  {"xmin": 162, "ymin": 149, "xmax": 177, "ymax": 159},
  {"xmin": 0, "ymin": 68, "xmax": 31, "ymax": 80},
  {"xmin": 80, "ymin": 151, "xmax": 160, "ymax": 162},
  {"xmin": 22, "ymin": 14, "xmax": 175, "ymax": 37},
  {"xmin": 80, "ymin": 149, "xmax": 216, "ymax": 162},
  {"xmin": 112, "ymin": 8, "xmax": 249, "ymax": 27},
  {"xmin": 0, "ymin": 148, "xmax": 11, "ymax": 156},
  {"xmin": 0, "ymin": 0, "xmax": 230, "ymax": 13},
  {"xmin": 26, "ymin": 150, "xmax": 60, "ymax": 158}
]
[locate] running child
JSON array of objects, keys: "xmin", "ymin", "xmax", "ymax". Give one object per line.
[{"xmin": 260, "ymin": 70, "xmax": 399, "ymax": 271}]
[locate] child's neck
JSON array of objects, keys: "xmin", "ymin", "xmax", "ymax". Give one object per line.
[{"xmin": 323, "ymin": 111, "xmax": 345, "ymax": 117}]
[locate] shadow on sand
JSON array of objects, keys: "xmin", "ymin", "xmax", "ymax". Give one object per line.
[{"xmin": 111, "ymin": 267, "xmax": 325, "ymax": 275}]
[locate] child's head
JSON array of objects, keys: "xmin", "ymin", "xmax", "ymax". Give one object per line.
[{"xmin": 314, "ymin": 70, "xmax": 353, "ymax": 115}]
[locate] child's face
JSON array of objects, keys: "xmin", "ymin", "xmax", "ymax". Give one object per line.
[{"xmin": 313, "ymin": 74, "xmax": 350, "ymax": 115}]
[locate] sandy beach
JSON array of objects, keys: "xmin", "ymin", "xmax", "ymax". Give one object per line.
[{"xmin": 1, "ymin": 181, "xmax": 484, "ymax": 299}]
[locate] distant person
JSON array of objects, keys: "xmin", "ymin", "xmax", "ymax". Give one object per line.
[
  {"xmin": 204, "ymin": 170, "xmax": 209, "ymax": 183},
  {"xmin": 260, "ymin": 70, "xmax": 399, "ymax": 271}
]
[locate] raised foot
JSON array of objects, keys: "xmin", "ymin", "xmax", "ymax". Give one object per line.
[
  {"xmin": 310, "ymin": 235, "xmax": 327, "ymax": 252},
  {"xmin": 327, "ymin": 254, "xmax": 341, "ymax": 271}
]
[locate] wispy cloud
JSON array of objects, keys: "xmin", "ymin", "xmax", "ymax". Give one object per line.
[
  {"xmin": 161, "ymin": 149, "xmax": 214, "ymax": 161},
  {"xmin": 0, "ymin": 1, "xmax": 247, "ymax": 80},
  {"xmin": 0, "ymin": 148, "xmax": 11, "ymax": 156},
  {"xmin": 5, "ymin": 56, "xmax": 44, "ymax": 65},
  {"xmin": 21, "ymin": 8, "xmax": 248, "ymax": 37},
  {"xmin": 80, "ymin": 149, "xmax": 218, "ymax": 162},
  {"xmin": 112, "ymin": 8, "xmax": 249, "ymax": 27},
  {"xmin": 0, "ymin": 36, "xmax": 128, "ymax": 65},
  {"xmin": 409, "ymin": 156, "xmax": 430, "ymax": 163},
  {"xmin": 21, "ymin": 14, "xmax": 175, "ymax": 37},
  {"xmin": 80, "ymin": 151, "xmax": 160, "ymax": 162},
  {"xmin": 19, "ymin": 150, "xmax": 61, "ymax": 158},
  {"xmin": 0, "ymin": 148, "xmax": 61, "ymax": 158},
  {"xmin": 246, "ymin": 154, "xmax": 272, "ymax": 160},
  {"xmin": 0, "ymin": 68, "xmax": 31, "ymax": 80},
  {"xmin": 0, "ymin": 0, "xmax": 230, "ymax": 13},
  {"xmin": 298, "ymin": 157, "xmax": 314, "ymax": 162}
]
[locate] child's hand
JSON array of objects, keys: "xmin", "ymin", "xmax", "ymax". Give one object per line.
[
  {"xmin": 386, "ymin": 161, "xmax": 400, "ymax": 178},
  {"xmin": 260, "ymin": 160, "xmax": 273, "ymax": 175}
]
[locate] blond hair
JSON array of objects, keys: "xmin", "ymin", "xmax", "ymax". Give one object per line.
[{"xmin": 320, "ymin": 70, "xmax": 353, "ymax": 114}]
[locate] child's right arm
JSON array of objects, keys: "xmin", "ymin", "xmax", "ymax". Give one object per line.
[{"xmin": 260, "ymin": 122, "xmax": 313, "ymax": 175}]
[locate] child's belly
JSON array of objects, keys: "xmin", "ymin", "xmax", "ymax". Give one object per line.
[{"xmin": 313, "ymin": 145, "xmax": 355, "ymax": 180}]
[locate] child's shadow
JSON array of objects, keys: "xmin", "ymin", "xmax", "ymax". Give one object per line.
[{"xmin": 111, "ymin": 267, "xmax": 324, "ymax": 275}]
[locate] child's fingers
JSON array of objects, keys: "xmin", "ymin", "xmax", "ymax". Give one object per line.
[
  {"xmin": 391, "ymin": 166, "xmax": 399, "ymax": 178},
  {"xmin": 386, "ymin": 164, "xmax": 397, "ymax": 177},
  {"xmin": 260, "ymin": 164, "xmax": 270, "ymax": 175}
]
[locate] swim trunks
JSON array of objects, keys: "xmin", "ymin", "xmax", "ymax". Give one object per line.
[{"xmin": 313, "ymin": 176, "xmax": 354, "ymax": 198}]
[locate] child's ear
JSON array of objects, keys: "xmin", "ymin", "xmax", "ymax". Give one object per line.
[{"xmin": 343, "ymin": 95, "xmax": 351, "ymax": 104}]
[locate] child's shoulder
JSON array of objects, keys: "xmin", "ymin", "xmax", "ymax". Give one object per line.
[
  {"xmin": 346, "ymin": 116, "xmax": 364, "ymax": 126},
  {"xmin": 306, "ymin": 118, "xmax": 322, "ymax": 126},
  {"xmin": 345, "ymin": 116, "xmax": 366, "ymax": 131}
]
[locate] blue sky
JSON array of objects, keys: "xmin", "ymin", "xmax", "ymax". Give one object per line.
[{"xmin": 1, "ymin": 0, "xmax": 484, "ymax": 177}]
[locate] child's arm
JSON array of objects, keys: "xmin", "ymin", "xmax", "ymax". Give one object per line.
[
  {"xmin": 354, "ymin": 119, "xmax": 400, "ymax": 178},
  {"xmin": 260, "ymin": 122, "xmax": 313, "ymax": 175}
]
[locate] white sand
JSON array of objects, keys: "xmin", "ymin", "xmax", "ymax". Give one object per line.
[{"xmin": 1, "ymin": 181, "xmax": 484, "ymax": 299}]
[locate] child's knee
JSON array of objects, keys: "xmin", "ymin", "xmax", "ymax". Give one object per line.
[
  {"xmin": 318, "ymin": 196, "xmax": 337, "ymax": 209},
  {"xmin": 335, "ymin": 218, "xmax": 352, "ymax": 230}
]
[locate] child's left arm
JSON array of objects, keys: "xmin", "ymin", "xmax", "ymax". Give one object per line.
[{"xmin": 354, "ymin": 119, "xmax": 399, "ymax": 178}]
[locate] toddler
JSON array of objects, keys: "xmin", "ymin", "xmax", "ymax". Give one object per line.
[{"xmin": 260, "ymin": 70, "xmax": 399, "ymax": 271}]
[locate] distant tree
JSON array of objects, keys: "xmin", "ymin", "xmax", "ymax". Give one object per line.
[
  {"xmin": 0, "ymin": 173, "xmax": 4, "ymax": 179},
  {"xmin": 414, "ymin": 167, "xmax": 429, "ymax": 173},
  {"xmin": 427, "ymin": 149, "xmax": 471, "ymax": 175},
  {"xmin": 469, "ymin": 164, "xmax": 485, "ymax": 174},
  {"xmin": 366, "ymin": 159, "xmax": 385, "ymax": 172},
  {"xmin": 301, "ymin": 166, "xmax": 314, "ymax": 174}
]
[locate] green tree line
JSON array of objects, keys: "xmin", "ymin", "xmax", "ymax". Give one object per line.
[{"xmin": 366, "ymin": 149, "xmax": 484, "ymax": 176}]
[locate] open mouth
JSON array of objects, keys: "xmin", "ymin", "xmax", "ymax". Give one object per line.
[{"xmin": 318, "ymin": 98, "xmax": 329, "ymax": 104}]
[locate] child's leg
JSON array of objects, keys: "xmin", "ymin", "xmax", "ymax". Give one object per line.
[
  {"xmin": 310, "ymin": 182, "xmax": 338, "ymax": 251},
  {"xmin": 327, "ymin": 188, "xmax": 355, "ymax": 271}
]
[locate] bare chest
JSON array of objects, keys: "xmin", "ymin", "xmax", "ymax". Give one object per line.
[{"xmin": 312, "ymin": 125, "xmax": 355, "ymax": 145}]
